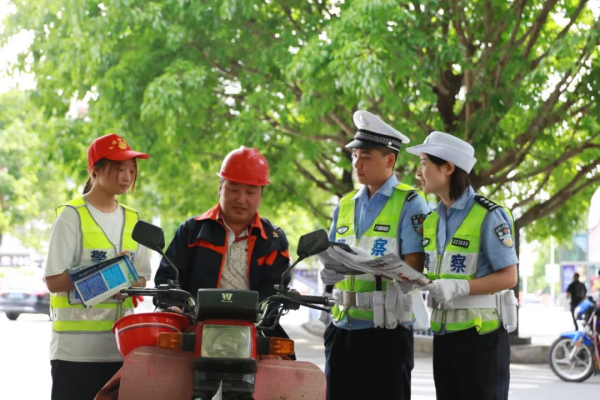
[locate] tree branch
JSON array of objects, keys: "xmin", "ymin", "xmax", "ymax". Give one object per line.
[
  {"xmin": 264, "ymin": 113, "xmax": 344, "ymax": 144},
  {"xmin": 516, "ymin": 158, "xmax": 600, "ymax": 229},
  {"xmin": 528, "ymin": 0, "xmax": 588, "ymax": 71},
  {"xmin": 328, "ymin": 111, "xmax": 355, "ymax": 137},
  {"xmin": 492, "ymin": 0, "xmax": 527, "ymax": 89},
  {"xmin": 292, "ymin": 160, "xmax": 331, "ymax": 193},
  {"xmin": 281, "ymin": 5, "xmax": 305, "ymax": 36},
  {"xmin": 282, "ymin": 182, "xmax": 331, "ymax": 222},
  {"xmin": 516, "ymin": 0, "xmax": 559, "ymax": 56},
  {"xmin": 513, "ymin": 170, "xmax": 552, "ymax": 209}
]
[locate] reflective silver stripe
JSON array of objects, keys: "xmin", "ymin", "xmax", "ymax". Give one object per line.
[
  {"xmin": 333, "ymin": 289, "xmax": 374, "ymax": 310},
  {"xmin": 428, "ymin": 294, "xmax": 498, "ymax": 310},
  {"xmin": 52, "ymin": 307, "xmax": 118, "ymax": 322}
]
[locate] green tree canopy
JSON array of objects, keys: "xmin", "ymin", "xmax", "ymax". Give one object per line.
[
  {"xmin": 3, "ymin": 0, "xmax": 599, "ymax": 243},
  {"xmin": 0, "ymin": 90, "xmax": 67, "ymax": 249}
]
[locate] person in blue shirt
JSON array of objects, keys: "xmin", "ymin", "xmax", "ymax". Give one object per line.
[
  {"xmin": 321, "ymin": 111, "xmax": 430, "ymax": 400},
  {"xmin": 406, "ymin": 131, "xmax": 519, "ymax": 400}
]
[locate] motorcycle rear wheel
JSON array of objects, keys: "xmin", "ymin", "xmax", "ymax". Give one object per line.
[{"xmin": 549, "ymin": 336, "xmax": 595, "ymax": 382}]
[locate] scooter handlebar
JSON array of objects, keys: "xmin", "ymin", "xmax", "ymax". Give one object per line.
[
  {"xmin": 295, "ymin": 295, "xmax": 335, "ymax": 307},
  {"xmin": 268, "ymin": 290, "xmax": 334, "ymax": 310}
]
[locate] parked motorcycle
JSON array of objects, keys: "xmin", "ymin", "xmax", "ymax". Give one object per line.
[
  {"xmin": 549, "ymin": 296, "xmax": 600, "ymax": 382},
  {"xmin": 98, "ymin": 221, "xmax": 333, "ymax": 400}
]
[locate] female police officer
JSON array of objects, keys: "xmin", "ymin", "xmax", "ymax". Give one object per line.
[{"xmin": 406, "ymin": 131, "xmax": 518, "ymax": 400}]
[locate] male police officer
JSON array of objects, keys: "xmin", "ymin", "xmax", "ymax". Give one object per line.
[{"xmin": 322, "ymin": 111, "xmax": 430, "ymax": 400}]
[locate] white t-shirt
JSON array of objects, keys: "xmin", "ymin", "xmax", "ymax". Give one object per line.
[{"xmin": 44, "ymin": 201, "xmax": 151, "ymax": 362}]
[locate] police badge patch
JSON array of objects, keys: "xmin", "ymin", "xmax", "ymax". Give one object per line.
[
  {"xmin": 494, "ymin": 223, "xmax": 514, "ymax": 248},
  {"xmin": 411, "ymin": 214, "xmax": 426, "ymax": 235},
  {"xmin": 336, "ymin": 226, "xmax": 349, "ymax": 235}
]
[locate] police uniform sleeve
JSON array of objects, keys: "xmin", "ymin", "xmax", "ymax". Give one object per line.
[
  {"xmin": 328, "ymin": 205, "xmax": 340, "ymax": 242},
  {"xmin": 154, "ymin": 219, "xmax": 190, "ymax": 288},
  {"xmin": 481, "ymin": 208, "xmax": 519, "ymax": 271},
  {"xmin": 398, "ymin": 194, "xmax": 430, "ymax": 255},
  {"xmin": 133, "ymin": 244, "xmax": 152, "ymax": 280}
]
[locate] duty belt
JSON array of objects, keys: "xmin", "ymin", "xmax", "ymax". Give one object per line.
[
  {"xmin": 427, "ymin": 294, "xmax": 499, "ymax": 311},
  {"xmin": 333, "ymin": 289, "xmax": 374, "ymax": 309}
]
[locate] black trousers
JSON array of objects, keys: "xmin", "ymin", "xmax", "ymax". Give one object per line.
[
  {"xmin": 51, "ymin": 359, "xmax": 122, "ymax": 400},
  {"xmin": 571, "ymin": 304, "xmax": 579, "ymax": 330},
  {"xmin": 433, "ymin": 327, "xmax": 510, "ymax": 400},
  {"xmin": 324, "ymin": 323, "xmax": 414, "ymax": 400}
]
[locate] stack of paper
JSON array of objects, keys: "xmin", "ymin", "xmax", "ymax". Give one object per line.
[{"xmin": 318, "ymin": 244, "xmax": 432, "ymax": 286}]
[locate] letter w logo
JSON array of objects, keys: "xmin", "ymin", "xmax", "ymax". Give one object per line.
[{"xmin": 222, "ymin": 293, "xmax": 233, "ymax": 302}]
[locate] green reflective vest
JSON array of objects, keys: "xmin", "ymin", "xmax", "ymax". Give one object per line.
[
  {"xmin": 331, "ymin": 184, "xmax": 424, "ymax": 322},
  {"xmin": 422, "ymin": 195, "xmax": 513, "ymax": 334},
  {"xmin": 50, "ymin": 197, "xmax": 137, "ymax": 333}
]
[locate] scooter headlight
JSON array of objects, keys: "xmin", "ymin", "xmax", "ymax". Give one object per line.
[{"xmin": 201, "ymin": 324, "xmax": 252, "ymax": 359}]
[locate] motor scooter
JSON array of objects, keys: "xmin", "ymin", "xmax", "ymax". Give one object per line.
[
  {"xmin": 97, "ymin": 221, "xmax": 333, "ymax": 400},
  {"xmin": 549, "ymin": 296, "xmax": 600, "ymax": 382}
]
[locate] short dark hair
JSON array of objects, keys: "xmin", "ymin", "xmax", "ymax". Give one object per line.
[
  {"xmin": 574, "ymin": 273, "xmax": 580, "ymax": 280},
  {"xmin": 427, "ymin": 154, "xmax": 470, "ymax": 200},
  {"xmin": 375, "ymin": 147, "xmax": 399, "ymax": 166}
]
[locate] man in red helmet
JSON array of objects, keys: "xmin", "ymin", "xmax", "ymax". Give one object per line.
[{"xmin": 155, "ymin": 146, "xmax": 291, "ymax": 304}]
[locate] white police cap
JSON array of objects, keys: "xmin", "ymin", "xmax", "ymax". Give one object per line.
[
  {"xmin": 406, "ymin": 131, "xmax": 477, "ymax": 173},
  {"xmin": 346, "ymin": 110, "xmax": 410, "ymax": 152}
]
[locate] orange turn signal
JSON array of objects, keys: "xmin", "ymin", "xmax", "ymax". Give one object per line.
[
  {"xmin": 268, "ymin": 337, "xmax": 295, "ymax": 356},
  {"xmin": 157, "ymin": 332, "xmax": 184, "ymax": 351}
]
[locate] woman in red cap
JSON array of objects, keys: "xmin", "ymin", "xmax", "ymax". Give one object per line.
[{"xmin": 43, "ymin": 134, "xmax": 151, "ymax": 400}]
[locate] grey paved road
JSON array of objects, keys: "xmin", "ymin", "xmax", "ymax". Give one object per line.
[{"xmin": 1, "ymin": 307, "xmax": 599, "ymax": 399}]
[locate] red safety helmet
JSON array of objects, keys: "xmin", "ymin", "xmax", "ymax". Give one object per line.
[{"xmin": 217, "ymin": 146, "xmax": 271, "ymax": 186}]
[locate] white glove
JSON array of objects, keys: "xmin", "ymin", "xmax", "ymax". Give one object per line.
[
  {"xmin": 329, "ymin": 245, "xmax": 373, "ymax": 270},
  {"xmin": 320, "ymin": 267, "xmax": 346, "ymax": 285},
  {"xmin": 423, "ymin": 279, "xmax": 470, "ymax": 304},
  {"xmin": 395, "ymin": 280, "xmax": 414, "ymax": 295}
]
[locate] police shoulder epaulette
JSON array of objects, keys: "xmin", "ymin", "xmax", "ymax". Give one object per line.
[
  {"xmin": 474, "ymin": 195, "xmax": 500, "ymax": 211},
  {"xmin": 406, "ymin": 191, "xmax": 419, "ymax": 201}
]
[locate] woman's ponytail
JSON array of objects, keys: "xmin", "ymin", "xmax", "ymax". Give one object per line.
[{"xmin": 82, "ymin": 177, "xmax": 93, "ymax": 195}]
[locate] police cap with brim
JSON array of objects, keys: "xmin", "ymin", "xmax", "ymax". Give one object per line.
[
  {"xmin": 405, "ymin": 131, "xmax": 477, "ymax": 173},
  {"xmin": 346, "ymin": 110, "xmax": 410, "ymax": 151}
]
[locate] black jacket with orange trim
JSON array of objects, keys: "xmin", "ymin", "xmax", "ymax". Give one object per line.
[{"xmin": 155, "ymin": 204, "xmax": 292, "ymax": 303}]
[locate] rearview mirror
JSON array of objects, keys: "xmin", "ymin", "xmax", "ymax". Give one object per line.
[
  {"xmin": 132, "ymin": 220, "xmax": 166, "ymax": 252},
  {"xmin": 297, "ymin": 229, "xmax": 330, "ymax": 259},
  {"xmin": 132, "ymin": 220, "xmax": 180, "ymax": 285},
  {"xmin": 278, "ymin": 229, "xmax": 330, "ymax": 292}
]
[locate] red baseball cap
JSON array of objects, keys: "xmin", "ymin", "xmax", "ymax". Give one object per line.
[{"xmin": 87, "ymin": 134, "xmax": 150, "ymax": 172}]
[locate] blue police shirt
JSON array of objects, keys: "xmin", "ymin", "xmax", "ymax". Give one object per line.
[
  {"xmin": 328, "ymin": 174, "xmax": 430, "ymax": 329},
  {"xmin": 434, "ymin": 186, "xmax": 519, "ymax": 277}
]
